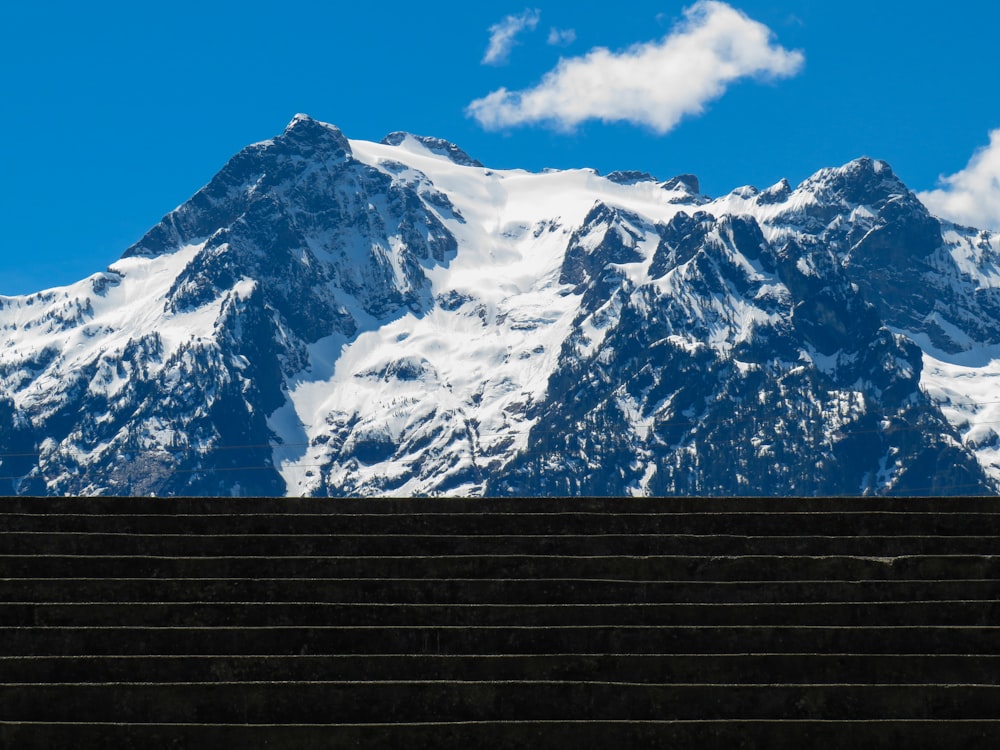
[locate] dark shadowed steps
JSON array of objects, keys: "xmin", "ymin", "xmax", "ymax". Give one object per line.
[{"xmin": 1, "ymin": 496, "xmax": 999, "ymax": 748}]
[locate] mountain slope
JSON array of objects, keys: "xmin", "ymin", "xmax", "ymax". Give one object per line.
[{"xmin": 0, "ymin": 115, "xmax": 996, "ymax": 496}]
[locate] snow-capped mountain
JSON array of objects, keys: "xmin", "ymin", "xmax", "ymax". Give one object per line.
[{"xmin": 1, "ymin": 114, "xmax": 997, "ymax": 496}]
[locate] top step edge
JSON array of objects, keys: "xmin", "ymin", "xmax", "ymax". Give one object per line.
[{"xmin": 3, "ymin": 496, "xmax": 1000, "ymax": 516}]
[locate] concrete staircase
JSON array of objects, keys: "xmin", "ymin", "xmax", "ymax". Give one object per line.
[{"xmin": 2, "ymin": 496, "xmax": 999, "ymax": 748}]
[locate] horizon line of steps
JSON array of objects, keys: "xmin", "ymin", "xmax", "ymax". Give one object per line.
[{"xmin": 2, "ymin": 495, "xmax": 1000, "ymax": 748}]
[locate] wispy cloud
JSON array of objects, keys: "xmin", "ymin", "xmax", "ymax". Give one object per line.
[
  {"xmin": 482, "ymin": 8, "xmax": 541, "ymax": 66},
  {"xmin": 918, "ymin": 130, "xmax": 1000, "ymax": 230},
  {"xmin": 547, "ymin": 27, "xmax": 576, "ymax": 47},
  {"xmin": 468, "ymin": 0, "xmax": 804, "ymax": 133}
]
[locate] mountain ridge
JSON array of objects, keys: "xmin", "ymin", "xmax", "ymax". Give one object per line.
[{"xmin": 0, "ymin": 114, "xmax": 997, "ymax": 497}]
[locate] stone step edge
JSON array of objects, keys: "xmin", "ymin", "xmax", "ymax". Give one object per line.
[
  {"xmin": 4, "ymin": 719, "xmax": 999, "ymax": 726},
  {"xmin": 7, "ymin": 624, "xmax": 1000, "ymax": 631},
  {"xmin": 8, "ymin": 532, "xmax": 998, "ymax": 539},
  {"xmin": 3, "ymin": 680, "xmax": 999, "ymax": 688},
  {"xmin": 9, "ymin": 599, "xmax": 999, "ymax": 606},
  {"xmin": 4, "ymin": 510, "xmax": 1000, "ymax": 517},
  {"xmin": 3, "ymin": 652, "xmax": 995, "ymax": 659},
  {"xmin": 4, "ymin": 554, "xmax": 995, "ymax": 560},
  {"xmin": 6, "ymin": 576, "xmax": 994, "ymax": 583}
]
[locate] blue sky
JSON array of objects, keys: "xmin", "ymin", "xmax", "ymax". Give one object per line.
[{"xmin": 3, "ymin": 0, "xmax": 1000, "ymax": 295}]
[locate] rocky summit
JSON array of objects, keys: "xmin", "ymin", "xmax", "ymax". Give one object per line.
[{"xmin": 1, "ymin": 114, "xmax": 998, "ymax": 497}]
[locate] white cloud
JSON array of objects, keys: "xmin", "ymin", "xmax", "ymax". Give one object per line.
[
  {"xmin": 547, "ymin": 27, "xmax": 576, "ymax": 47},
  {"xmin": 468, "ymin": 0, "xmax": 804, "ymax": 133},
  {"xmin": 918, "ymin": 130, "xmax": 1000, "ymax": 230},
  {"xmin": 482, "ymin": 8, "xmax": 541, "ymax": 66}
]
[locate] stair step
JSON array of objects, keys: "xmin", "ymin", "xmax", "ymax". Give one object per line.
[
  {"xmin": 3, "ymin": 554, "xmax": 998, "ymax": 580},
  {"xmin": 4, "ymin": 511, "xmax": 1000, "ymax": 535},
  {"xmin": 3, "ymin": 577, "xmax": 995, "ymax": 604},
  {"xmin": 4, "ymin": 653, "xmax": 999, "ymax": 685},
  {"xmin": 4, "ymin": 532, "xmax": 999, "ymax": 556},
  {"xmin": 5, "ymin": 625, "xmax": 1000, "ymax": 656},
  {"xmin": 2, "ymin": 719, "xmax": 998, "ymax": 750},
  {"xmin": 5, "ymin": 600, "xmax": 1000, "ymax": 627},
  {"xmin": 2, "ymin": 682, "xmax": 999, "ymax": 722}
]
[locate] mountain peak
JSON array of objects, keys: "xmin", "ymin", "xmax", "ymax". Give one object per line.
[
  {"xmin": 820, "ymin": 156, "xmax": 897, "ymax": 183},
  {"xmin": 287, "ymin": 112, "xmax": 315, "ymax": 127},
  {"xmin": 123, "ymin": 115, "xmax": 353, "ymax": 259},
  {"xmin": 659, "ymin": 174, "xmax": 707, "ymax": 204},
  {"xmin": 799, "ymin": 156, "xmax": 908, "ymax": 206},
  {"xmin": 834, "ymin": 156, "xmax": 896, "ymax": 181},
  {"xmin": 756, "ymin": 177, "xmax": 792, "ymax": 205},
  {"xmin": 606, "ymin": 170, "xmax": 658, "ymax": 186},
  {"xmin": 661, "ymin": 174, "xmax": 700, "ymax": 194},
  {"xmin": 380, "ymin": 132, "xmax": 483, "ymax": 168},
  {"xmin": 277, "ymin": 114, "xmax": 352, "ymax": 158}
]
